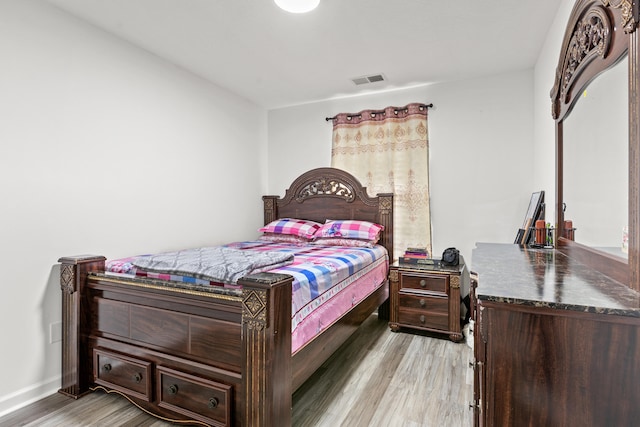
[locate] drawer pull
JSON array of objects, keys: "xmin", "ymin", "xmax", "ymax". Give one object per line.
[
  {"xmin": 419, "ymin": 279, "xmax": 427, "ymax": 288},
  {"xmin": 168, "ymin": 384, "xmax": 179, "ymax": 395},
  {"xmin": 133, "ymin": 373, "xmax": 142, "ymax": 383},
  {"xmin": 103, "ymin": 363, "xmax": 112, "ymax": 372},
  {"xmin": 419, "ymin": 299, "xmax": 426, "ymax": 307},
  {"xmin": 419, "ymin": 315, "xmax": 426, "ymax": 323},
  {"xmin": 208, "ymin": 397, "xmax": 219, "ymax": 409}
]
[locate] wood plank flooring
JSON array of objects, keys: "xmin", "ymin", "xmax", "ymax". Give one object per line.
[{"xmin": 0, "ymin": 315, "xmax": 473, "ymax": 427}]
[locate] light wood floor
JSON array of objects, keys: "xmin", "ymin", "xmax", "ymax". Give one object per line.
[{"xmin": 0, "ymin": 315, "xmax": 473, "ymax": 427}]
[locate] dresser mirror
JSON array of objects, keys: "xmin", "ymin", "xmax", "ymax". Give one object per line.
[
  {"xmin": 551, "ymin": 0, "xmax": 639, "ymax": 289},
  {"xmin": 562, "ymin": 55, "xmax": 628, "ymax": 258}
]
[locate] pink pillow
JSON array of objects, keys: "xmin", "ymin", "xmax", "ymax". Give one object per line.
[
  {"xmin": 314, "ymin": 220, "xmax": 384, "ymax": 241},
  {"xmin": 310, "ymin": 237, "xmax": 377, "ymax": 248},
  {"xmin": 259, "ymin": 233, "xmax": 310, "ymax": 244},
  {"xmin": 258, "ymin": 218, "xmax": 321, "ymax": 240}
]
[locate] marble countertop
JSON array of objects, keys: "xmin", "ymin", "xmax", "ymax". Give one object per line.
[{"xmin": 472, "ymin": 243, "xmax": 640, "ymax": 317}]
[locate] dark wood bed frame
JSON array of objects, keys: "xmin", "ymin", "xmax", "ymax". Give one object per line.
[{"xmin": 58, "ymin": 167, "xmax": 393, "ymax": 426}]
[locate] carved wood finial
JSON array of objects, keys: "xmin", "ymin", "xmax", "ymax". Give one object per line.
[
  {"xmin": 242, "ymin": 289, "xmax": 268, "ymax": 330},
  {"xmin": 60, "ymin": 264, "xmax": 76, "ymax": 294},
  {"xmin": 379, "ymin": 195, "xmax": 393, "ymax": 215},
  {"xmin": 389, "ymin": 269, "xmax": 399, "ymax": 283},
  {"xmin": 450, "ymin": 275, "xmax": 461, "ymax": 289}
]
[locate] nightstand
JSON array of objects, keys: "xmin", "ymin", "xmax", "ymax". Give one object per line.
[{"xmin": 388, "ymin": 259, "xmax": 466, "ymax": 341}]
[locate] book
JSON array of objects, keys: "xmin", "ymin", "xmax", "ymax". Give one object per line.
[
  {"xmin": 403, "ymin": 247, "xmax": 429, "ymax": 259},
  {"xmin": 399, "ymin": 256, "xmax": 439, "ymax": 266},
  {"xmin": 406, "ymin": 247, "xmax": 428, "ymax": 254}
]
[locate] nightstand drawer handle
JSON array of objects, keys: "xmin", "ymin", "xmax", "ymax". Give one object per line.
[
  {"xmin": 419, "ymin": 279, "xmax": 427, "ymax": 288},
  {"xmin": 419, "ymin": 315, "xmax": 426, "ymax": 323},
  {"xmin": 419, "ymin": 299, "xmax": 426, "ymax": 307}
]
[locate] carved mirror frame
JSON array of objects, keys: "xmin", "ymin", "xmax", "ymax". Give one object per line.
[{"xmin": 551, "ymin": 0, "xmax": 639, "ymax": 291}]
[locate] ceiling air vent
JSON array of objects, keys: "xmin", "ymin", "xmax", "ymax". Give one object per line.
[{"xmin": 352, "ymin": 74, "xmax": 385, "ymax": 85}]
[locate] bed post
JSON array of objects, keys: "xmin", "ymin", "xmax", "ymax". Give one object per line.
[
  {"xmin": 376, "ymin": 192, "xmax": 393, "ymax": 320},
  {"xmin": 375, "ymin": 192, "xmax": 394, "ymax": 259},
  {"xmin": 58, "ymin": 255, "xmax": 106, "ymax": 398},
  {"xmin": 262, "ymin": 195, "xmax": 278, "ymax": 225},
  {"xmin": 239, "ymin": 272, "xmax": 293, "ymax": 427}
]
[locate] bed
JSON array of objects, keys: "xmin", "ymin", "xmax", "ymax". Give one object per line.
[{"xmin": 57, "ymin": 167, "xmax": 393, "ymax": 426}]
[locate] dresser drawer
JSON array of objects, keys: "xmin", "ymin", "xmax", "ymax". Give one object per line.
[
  {"xmin": 157, "ymin": 366, "xmax": 232, "ymax": 427},
  {"xmin": 400, "ymin": 272, "xmax": 448, "ymax": 295},
  {"xmin": 93, "ymin": 349, "xmax": 152, "ymax": 401}
]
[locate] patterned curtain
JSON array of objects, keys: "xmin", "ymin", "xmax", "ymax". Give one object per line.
[{"xmin": 330, "ymin": 103, "xmax": 431, "ymax": 258}]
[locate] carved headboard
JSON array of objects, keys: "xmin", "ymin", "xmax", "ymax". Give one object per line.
[{"xmin": 262, "ymin": 167, "xmax": 394, "ymax": 260}]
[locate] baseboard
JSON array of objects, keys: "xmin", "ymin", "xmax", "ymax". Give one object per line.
[{"xmin": 0, "ymin": 375, "xmax": 61, "ymax": 418}]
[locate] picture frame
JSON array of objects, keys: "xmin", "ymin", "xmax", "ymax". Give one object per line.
[{"xmin": 514, "ymin": 191, "xmax": 545, "ymax": 245}]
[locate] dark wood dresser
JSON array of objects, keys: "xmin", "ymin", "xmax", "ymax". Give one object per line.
[
  {"xmin": 471, "ymin": 243, "xmax": 640, "ymax": 427},
  {"xmin": 388, "ymin": 259, "xmax": 469, "ymax": 341}
]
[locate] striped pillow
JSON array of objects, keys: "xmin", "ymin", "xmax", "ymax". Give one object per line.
[
  {"xmin": 314, "ymin": 220, "xmax": 383, "ymax": 241},
  {"xmin": 258, "ymin": 218, "xmax": 322, "ymax": 240}
]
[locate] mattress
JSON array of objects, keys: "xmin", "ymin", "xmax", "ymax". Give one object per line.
[{"xmin": 105, "ymin": 240, "xmax": 389, "ymax": 353}]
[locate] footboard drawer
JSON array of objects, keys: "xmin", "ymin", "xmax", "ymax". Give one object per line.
[
  {"xmin": 157, "ymin": 366, "xmax": 232, "ymax": 427},
  {"xmin": 94, "ymin": 349, "xmax": 152, "ymax": 401}
]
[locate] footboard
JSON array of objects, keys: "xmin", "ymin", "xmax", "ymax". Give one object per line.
[{"xmin": 59, "ymin": 255, "xmax": 293, "ymax": 427}]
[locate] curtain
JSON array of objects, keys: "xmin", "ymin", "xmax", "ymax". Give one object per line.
[{"xmin": 330, "ymin": 103, "xmax": 431, "ymax": 258}]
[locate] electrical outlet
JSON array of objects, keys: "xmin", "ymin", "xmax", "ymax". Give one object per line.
[{"xmin": 50, "ymin": 321, "xmax": 62, "ymax": 344}]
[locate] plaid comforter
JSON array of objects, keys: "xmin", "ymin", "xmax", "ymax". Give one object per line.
[
  {"xmin": 225, "ymin": 241, "xmax": 388, "ymax": 315},
  {"xmin": 106, "ymin": 240, "xmax": 388, "ymax": 326},
  {"xmin": 131, "ymin": 246, "xmax": 294, "ymax": 285}
]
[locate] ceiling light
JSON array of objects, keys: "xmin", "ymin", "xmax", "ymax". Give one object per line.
[{"xmin": 274, "ymin": 0, "xmax": 320, "ymax": 13}]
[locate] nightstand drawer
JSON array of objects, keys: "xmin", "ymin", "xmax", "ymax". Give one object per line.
[
  {"xmin": 400, "ymin": 273, "xmax": 448, "ymax": 294},
  {"xmin": 398, "ymin": 294, "xmax": 448, "ymax": 313},
  {"xmin": 398, "ymin": 306, "xmax": 449, "ymax": 330}
]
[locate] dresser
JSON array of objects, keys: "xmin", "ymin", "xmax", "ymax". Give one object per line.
[
  {"xmin": 471, "ymin": 243, "xmax": 640, "ymax": 427},
  {"xmin": 388, "ymin": 259, "xmax": 469, "ymax": 341}
]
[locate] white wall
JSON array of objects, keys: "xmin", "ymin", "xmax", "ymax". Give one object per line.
[
  {"xmin": 0, "ymin": 0, "xmax": 266, "ymax": 415},
  {"xmin": 268, "ymin": 70, "xmax": 536, "ymax": 266},
  {"xmin": 532, "ymin": 0, "xmax": 574, "ymax": 225}
]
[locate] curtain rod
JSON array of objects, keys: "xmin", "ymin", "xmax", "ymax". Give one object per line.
[{"xmin": 325, "ymin": 103, "xmax": 433, "ymax": 122}]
